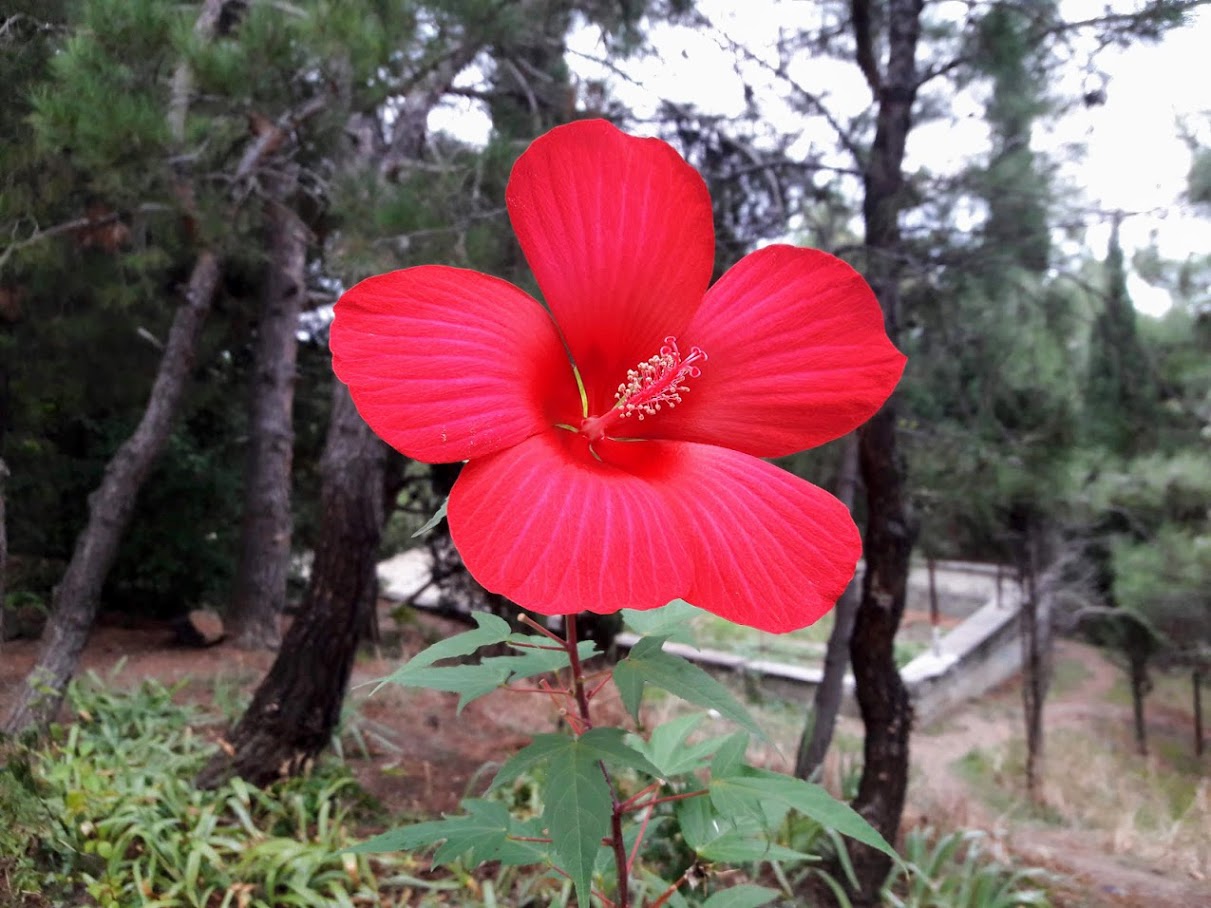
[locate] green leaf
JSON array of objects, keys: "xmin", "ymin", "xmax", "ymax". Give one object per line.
[
  {"xmin": 696, "ymin": 829, "xmax": 809, "ymax": 864},
  {"xmin": 575, "ymin": 727, "xmax": 665, "ymax": 780},
  {"xmin": 491, "ymin": 729, "xmax": 664, "ymax": 791},
  {"xmin": 490, "ymin": 734, "xmax": 571, "ymax": 791},
  {"xmin": 411, "ymin": 497, "xmax": 448, "ymax": 537},
  {"xmin": 349, "ymin": 800, "xmax": 544, "ymax": 866},
  {"xmin": 701, "ymin": 885, "xmax": 782, "ymax": 908},
  {"xmin": 541, "ymin": 739, "xmax": 613, "ymax": 907},
  {"xmin": 370, "ymin": 612, "xmax": 513, "ymax": 701},
  {"xmin": 677, "ymin": 797, "xmax": 809, "ymax": 864},
  {"xmin": 710, "ymin": 732, "xmax": 750, "ymax": 780},
  {"xmin": 612, "ymin": 637, "xmax": 763, "ymax": 737},
  {"xmin": 627, "ymin": 714, "xmax": 724, "ymax": 777},
  {"xmin": 621, "ymin": 599, "xmax": 700, "ymax": 642},
  {"xmin": 488, "ymin": 638, "xmax": 599, "ymax": 685},
  {"xmin": 488, "ymin": 728, "xmax": 668, "ymax": 905},
  {"xmin": 402, "ymin": 612, "xmax": 512, "ymax": 670},
  {"xmin": 383, "ymin": 663, "xmax": 511, "ymax": 713},
  {"xmin": 709, "ymin": 770, "xmax": 897, "ymax": 860}
]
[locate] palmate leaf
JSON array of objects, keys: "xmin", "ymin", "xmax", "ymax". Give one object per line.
[
  {"xmin": 626, "ymin": 714, "xmax": 724, "ymax": 777},
  {"xmin": 368, "ymin": 612, "xmax": 513, "ymax": 708},
  {"xmin": 676, "ymin": 792, "xmax": 810, "ymax": 864},
  {"xmin": 490, "ymin": 728, "xmax": 665, "ymax": 905},
  {"xmin": 544, "ymin": 740, "xmax": 611, "ymax": 908},
  {"xmin": 613, "ymin": 637, "xmax": 763, "ymax": 737},
  {"xmin": 621, "ymin": 599, "xmax": 700, "ymax": 643},
  {"xmin": 709, "ymin": 768, "xmax": 897, "ymax": 861},
  {"xmin": 493, "ymin": 635, "xmax": 599, "ymax": 684},
  {"xmin": 369, "ymin": 620, "xmax": 599, "ymax": 711},
  {"xmin": 348, "ymin": 799, "xmax": 546, "ymax": 868}
]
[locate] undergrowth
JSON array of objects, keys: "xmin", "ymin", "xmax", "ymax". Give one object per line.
[
  {"xmin": 0, "ymin": 676, "xmax": 1057, "ymax": 908},
  {"xmin": 0, "ymin": 676, "xmax": 429, "ymax": 908}
]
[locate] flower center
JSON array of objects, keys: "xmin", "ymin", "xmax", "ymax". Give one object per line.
[{"xmin": 578, "ymin": 336, "xmax": 706, "ymax": 443}]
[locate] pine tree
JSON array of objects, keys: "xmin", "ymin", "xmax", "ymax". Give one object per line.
[{"xmin": 1085, "ymin": 215, "xmax": 1160, "ymax": 455}]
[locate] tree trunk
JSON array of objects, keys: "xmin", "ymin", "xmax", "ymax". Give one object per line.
[
  {"xmin": 198, "ymin": 47, "xmax": 475, "ymax": 784},
  {"xmin": 197, "ymin": 383, "xmax": 387, "ymax": 787},
  {"xmin": 1020, "ymin": 532, "xmax": 1049, "ymax": 802},
  {"xmin": 1193, "ymin": 668, "xmax": 1204, "ymax": 758},
  {"xmin": 1130, "ymin": 652, "xmax": 1149, "ymax": 756},
  {"xmin": 796, "ymin": 432, "xmax": 860, "ymax": 779},
  {"xmin": 3, "ymin": 252, "xmax": 222, "ymax": 736},
  {"xmin": 227, "ymin": 172, "xmax": 308, "ymax": 650},
  {"xmin": 0, "ymin": 457, "xmax": 8, "ymax": 649},
  {"xmin": 844, "ymin": 1, "xmax": 922, "ymax": 901},
  {"xmin": 849, "ymin": 405, "xmax": 914, "ymax": 901}
]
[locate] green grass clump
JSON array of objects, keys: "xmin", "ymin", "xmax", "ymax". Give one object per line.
[
  {"xmin": 0, "ymin": 676, "xmax": 411, "ymax": 908},
  {"xmin": 883, "ymin": 828, "xmax": 1050, "ymax": 908}
]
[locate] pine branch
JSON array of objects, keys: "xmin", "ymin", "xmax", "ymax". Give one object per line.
[
  {"xmin": 231, "ymin": 94, "xmax": 331, "ymax": 190},
  {"xmin": 0, "ymin": 206, "xmax": 166, "ymax": 274}
]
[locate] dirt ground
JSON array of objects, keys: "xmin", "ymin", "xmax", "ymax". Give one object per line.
[{"xmin": 1, "ymin": 615, "xmax": 1207, "ymax": 907}]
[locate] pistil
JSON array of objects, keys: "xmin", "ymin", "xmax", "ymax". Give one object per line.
[{"xmin": 579, "ymin": 336, "xmax": 706, "ymax": 443}]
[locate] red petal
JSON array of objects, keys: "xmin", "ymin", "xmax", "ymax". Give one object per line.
[
  {"xmin": 331, "ymin": 266, "xmax": 571, "ymax": 463},
  {"xmin": 448, "ymin": 431, "xmax": 691, "ymax": 616},
  {"xmin": 656, "ymin": 442, "xmax": 860, "ymax": 634},
  {"xmin": 506, "ymin": 120, "xmax": 715, "ymax": 412},
  {"xmin": 650, "ymin": 246, "xmax": 905, "ymax": 457}
]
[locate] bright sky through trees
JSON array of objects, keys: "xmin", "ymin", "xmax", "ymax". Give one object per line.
[{"xmin": 433, "ymin": 1, "xmax": 1210, "ymax": 315}]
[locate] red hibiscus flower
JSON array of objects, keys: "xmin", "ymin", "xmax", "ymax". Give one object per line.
[{"xmin": 331, "ymin": 120, "xmax": 904, "ymax": 633}]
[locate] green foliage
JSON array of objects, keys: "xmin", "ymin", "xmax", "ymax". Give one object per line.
[
  {"xmin": 708, "ymin": 756, "xmax": 896, "ymax": 861},
  {"xmin": 1080, "ymin": 450, "xmax": 1211, "ymax": 534},
  {"xmin": 613, "ymin": 636, "xmax": 764, "ymax": 737},
  {"xmin": 370, "ymin": 612, "xmax": 600, "ymax": 711},
  {"xmin": 0, "ymin": 677, "xmax": 408, "ymax": 908},
  {"xmin": 1084, "ymin": 224, "xmax": 1160, "ymax": 455},
  {"xmin": 1112, "ymin": 526, "xmax": 1211, "ymax": 659},
  {"xmin": 882, "ymin": 828, "xmax": 1049, "ymax": 908},
  {"xmin": 360, "ymin": 613, "xmax": 898, "ymax": 906}
]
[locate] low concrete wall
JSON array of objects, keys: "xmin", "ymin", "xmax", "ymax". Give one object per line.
[
  {"xmin": 900, "ymin": 583, "xmax": 1024, "ymax": 723},
  {"xmin": 378, "ymin": 550, "xmax": 1029, "ymax": 724}
]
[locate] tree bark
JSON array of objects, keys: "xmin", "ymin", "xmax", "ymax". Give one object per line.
[
  {"xmin": 1130, "ymin": 651, "xmax": 1149, "ymax": 756},
  {"xmin": 1020, "ymin": 532, "xmax": 1049, "ymax": 802},
  {"xmin": 0, "ymin": 457, "xmax": 8, "ymax": 649},
  {"xmin": 3, "ymin": 252, "xmax": 222, "ymax": 736},
  {"xmin": 227, "ymin": 171, "xmax": 308, "ymax": 650},
  {"xmin": 1193, "ymin": 668, "xmax": 1204, "ymax": 758},
  {"xmin": 844, "ymin": 0, "xmax": 922, "ymax": 901},
  {"xmin": 197, "ymin": 383, "xmax": 387, "ymax": 787},
  {"xmin": 199, "ymin": 44, "xmax": 476, "ymax": 783},
  {"xmin": 796, "ymin": 432, "xmax": 860, "ymax": 779}
]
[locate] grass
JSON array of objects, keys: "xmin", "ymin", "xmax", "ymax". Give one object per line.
[
  {"xmin": 954, "ymin": 724, "xmax": 1210, "ymax": 880},
  {"xmin": 1106, "ymin": 662, "xmax": 1199, "ymax": 715},
  {"xmin": 0, "ymin": 676, "xmax": 447, "ymax": 908},
  {"xmin": 687, "ymin": 610, "xmax": 934, "ymax": 670},
  {"xmin": 1046, "ymin": 655, "xmax": 1092, "ymax": 698}
]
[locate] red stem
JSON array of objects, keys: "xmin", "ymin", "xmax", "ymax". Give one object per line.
[
  {"xmin": 649, "ymin": 868, "xmax": 694, "ymax": 908},
  {"xmin": 519, "ymin": 612, "xmax": 567, "ymax": 645},
  {"xmin": 627, "ymin": 804, "xmax": 655, "ymax": 872},
  {"xmin": 566, "ymin": 615, "xmax": 630, "ymax": 908},
  {"xmin": 626, "ymin": 789, "xmax": 708, "ymax": 813}
]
